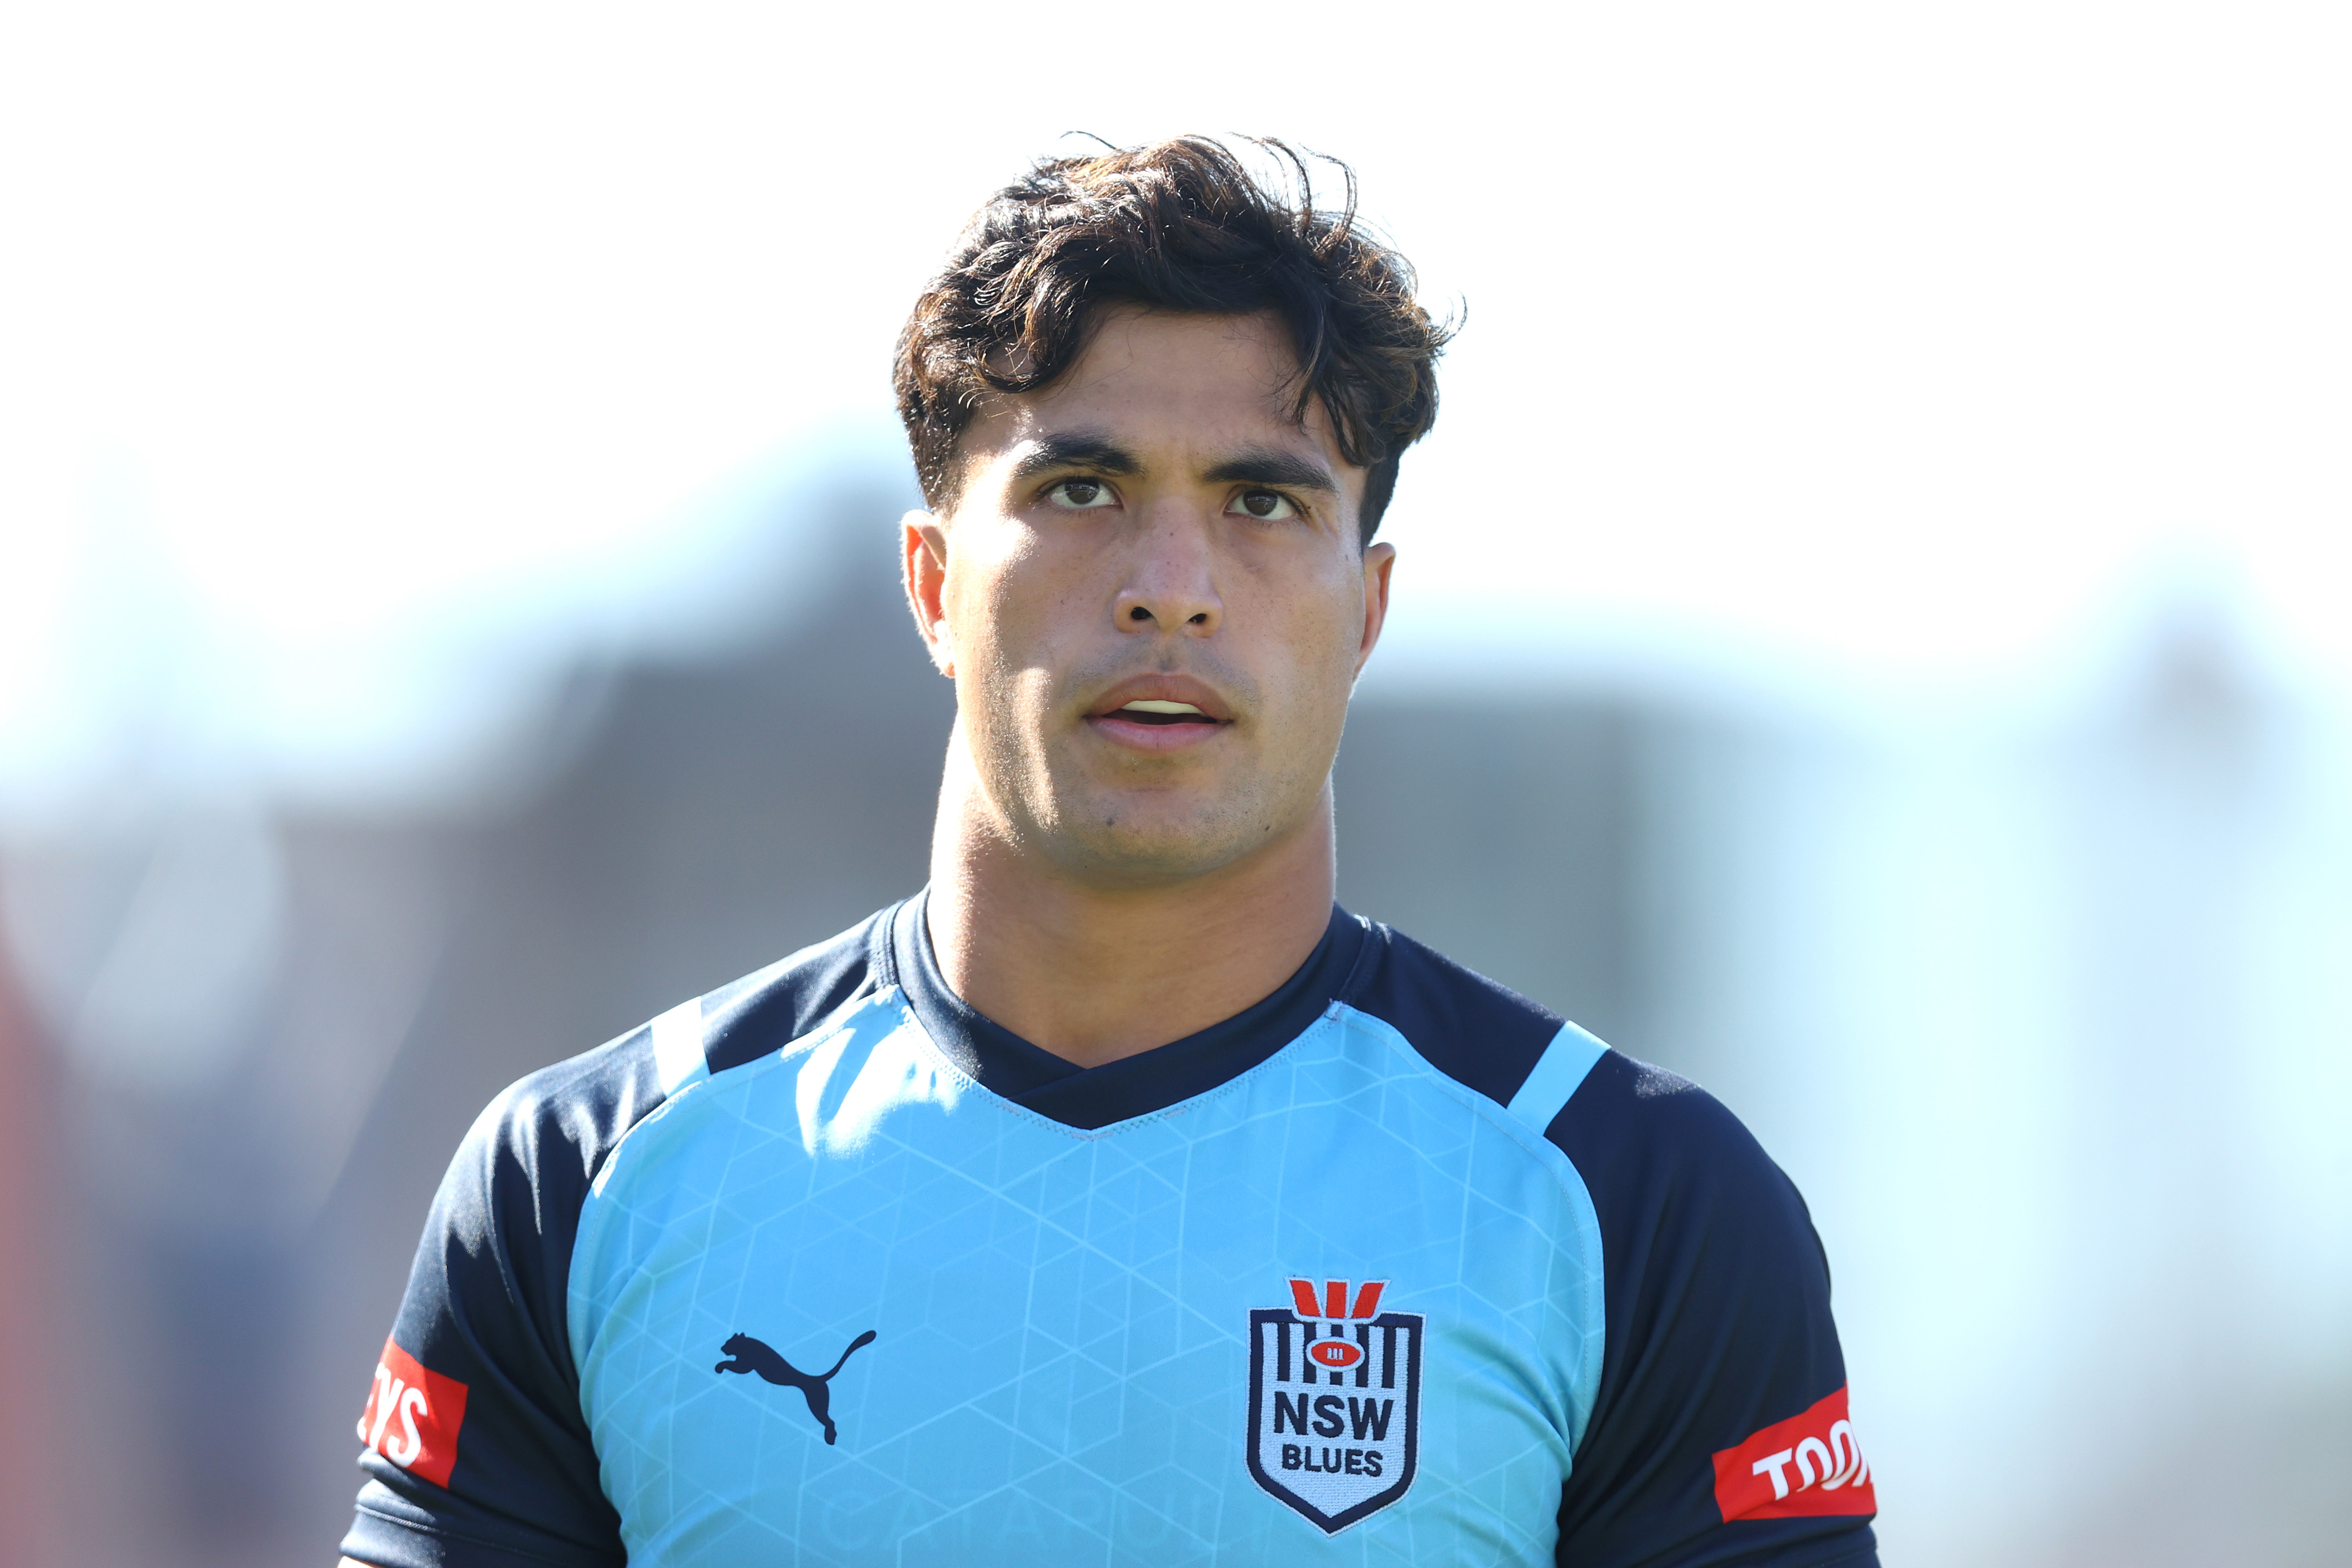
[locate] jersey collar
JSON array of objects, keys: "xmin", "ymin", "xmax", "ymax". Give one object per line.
[{"xmin": 884, "ymin": 890, "xmax": 1372, "ymax": 1131}]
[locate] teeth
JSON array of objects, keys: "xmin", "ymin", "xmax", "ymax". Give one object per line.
[{"xmin": 1121, "ymin": 699, "xmax": 1205, "ymax": 715}]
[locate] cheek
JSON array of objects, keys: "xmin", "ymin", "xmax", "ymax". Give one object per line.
[
  {"xmin": 945, "ymin": 532, "xmax": 1044, "ymax": 666},
  {"xmin": 946, "ymin": 533, "xmax": 1094, "ymax": 733},
  {"xmin": 1275, "ymin": 564, "xmax": 1368, "ymax": 669},
  {"xmin": 964, "ymin": 527, "xmax": 1082, "ymax": 649},
  {"xmin": 1251, "ymin": 574, "xmax": 1367, "ymax": 730}
]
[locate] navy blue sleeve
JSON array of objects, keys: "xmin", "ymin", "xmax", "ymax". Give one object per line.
[
  {"xmin": 341, "ymin": 913, "xmax": 889, "ymax": 1568},
  {"xmin": 338, "ymin": 1031, "xmax": 658, "ymax": 1568},
  {"xmin": 1550, "ymin": 1053, "xmax": 1877, "ymax": 1568}
]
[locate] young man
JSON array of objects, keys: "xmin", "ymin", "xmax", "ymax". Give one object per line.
[{"xmin": 341, "ymin": 138, "xmax": 1877, "ymax": 1567}]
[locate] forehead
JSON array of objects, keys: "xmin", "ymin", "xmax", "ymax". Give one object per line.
[{"xmin": 961, "ymin": 307, "xmax": 1342, "ymax": 469}]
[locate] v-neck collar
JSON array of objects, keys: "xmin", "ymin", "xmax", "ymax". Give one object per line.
[{"xmin": 882, "ymin": 890, "xmax": 1374, "ymax": 1131}]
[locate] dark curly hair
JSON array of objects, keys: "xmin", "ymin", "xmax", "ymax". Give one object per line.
[{"xmin": 893, "ymin": 136, "xmax": 1453, "ymax": 543}]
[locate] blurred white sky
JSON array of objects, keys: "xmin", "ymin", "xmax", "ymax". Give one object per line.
[{"xmin": 3, "ymin": 1, "xmax": 2348, "ymax": 808}]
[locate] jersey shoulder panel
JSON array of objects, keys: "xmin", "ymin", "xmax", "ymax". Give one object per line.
[
  {"xmin": 343, "ymin": 909, "xmax": 891, "ymax": 1568},
  {"xmin": 700, "ymin": 908, "xmax": 892, "ymax": 1075},
  {"xmin": 1548, "ymin": 1051, "xmax": 1877, "ymax": 1567},
  {"xmin": 1342, "ymin": 920, "xmax": 1568, "ymax": 1107}
]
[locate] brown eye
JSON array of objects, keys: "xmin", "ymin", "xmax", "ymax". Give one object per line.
[
  {"xmin": 1048, "ymin": 479, "xmax": 1112, "ymax": 509},
  {"xmin": 1233, "ymin": 489, "xmax": 1296, "ymax": 520}
]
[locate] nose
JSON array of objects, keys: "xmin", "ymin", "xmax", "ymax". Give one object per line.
[{"xmin": 1113, "ymin": 507, "xmax": 1222, "ymax": 636}]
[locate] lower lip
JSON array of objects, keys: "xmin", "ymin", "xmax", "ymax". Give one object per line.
[{"xmin": 1086, "ymin": 714, "xmax": 1232, "ymax": 752}]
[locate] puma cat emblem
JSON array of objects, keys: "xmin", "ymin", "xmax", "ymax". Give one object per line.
[{"xmin": 714, "ymin": 1329, "xmax": 878, "ymax": 1445}]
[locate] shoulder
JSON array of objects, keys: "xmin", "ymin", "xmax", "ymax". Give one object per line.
[
  {"xmin": 348, "ymin": 911, "xmax": 897, "ymax": 1567},
  {"xmin": 1550, "ymin": 1060, "xmax": 1863, "ymax": 1555},
  {"xmin": 1338, "ymin": 924, "xmax": 1867, "ymax": 1554},
  {"xmin": 1341, "ymin": 919, "xmax": 1567, "ymax": 1105},
  {"xmin": 1551, "ymin": 1050, "xmax": 1824, "ymax": 1275},
  {"xmin": 444, "ymin": 906, "xmax": 893, "ymax": 1239},
  {"xmin": 387, "ymin": 907, "xmax": 896, "ymax": 1417},
  {"xmin": 1342, "ymin": 920, "xmax": 1822, "ymax": 1318},
  {"xmin": 1344, "ymin": 920, "xmax": 1801, "ymax": 1218},
  {"xmin": 699, "ymin": 905, "xmax": 894, "ymax": 1075}
]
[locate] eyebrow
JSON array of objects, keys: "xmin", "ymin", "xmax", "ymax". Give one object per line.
[
  {"xmin": 1201, "ymin": 448, "xmax": 1339, "ymax": 495},
  {"xmin": 1007, "ymin": 433, "xmax": 1142, "ymax": 484},
  {"xmin": 1004, "ymin": 434, "xmax": 1341, "ymax": 498}
]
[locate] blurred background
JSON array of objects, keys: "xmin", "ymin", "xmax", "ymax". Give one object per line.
[{"xmin": 3, "ymin": 3, "xmax": 2348, "ymax": 1564}]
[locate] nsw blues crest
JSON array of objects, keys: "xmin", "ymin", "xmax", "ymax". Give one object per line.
[{"xmin": 1245, "ymin": 1278, "xmax": 1422, "ymax": 1532}]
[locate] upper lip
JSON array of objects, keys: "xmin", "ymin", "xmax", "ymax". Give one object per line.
[{"xmin": 1084, "ymin": 673, "xmax": 1235, "ymax": 723}]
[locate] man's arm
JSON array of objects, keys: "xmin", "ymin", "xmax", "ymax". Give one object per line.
[
  {"xmin": 1549, "ymin": 1051, "xmax": 1878, "ymax": 1567},
  {"xmin": 339, "ymin": 1034, "xmax": 661, "ymax": 1568}
]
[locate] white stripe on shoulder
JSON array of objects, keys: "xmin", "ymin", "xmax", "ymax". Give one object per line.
[
  {"xmin": 650, "ymin": 997, "xmax": 709, "ymax": 1095},
  {"xmin": 1503, "ymin": 1021, "xmax": 1609, "ymax": 1135}
]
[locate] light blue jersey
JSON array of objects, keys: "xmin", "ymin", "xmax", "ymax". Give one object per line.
[{"xmin": 345, "ymin": 900, "xmax": 1876, "ymax": 1567}]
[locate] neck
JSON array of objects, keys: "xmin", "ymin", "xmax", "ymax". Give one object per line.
[{"xmin": 924, "ymin": 733, "xmax": 1337, "ymax": 1069}]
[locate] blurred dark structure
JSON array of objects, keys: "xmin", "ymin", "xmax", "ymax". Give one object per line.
[
  {"xmin": 6, "ymin": 497, "xmax": 1666, "ymax": 1568},
  {"xmin": 1335, "ymin": 704, "xmax": 1650, "ymax": 1050},
  {"xmin": 0, "ymin": 929, "xmax": 66, "ymax": 1568}
]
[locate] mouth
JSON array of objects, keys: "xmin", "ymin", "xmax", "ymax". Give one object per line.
[
  {"xmin": 1106, "ymin": 698, "xmax": 1222, "ymax": 728},
  {"xmin": 1083, "ymin": 682, "xmax": 1235, "ymax": 751}
]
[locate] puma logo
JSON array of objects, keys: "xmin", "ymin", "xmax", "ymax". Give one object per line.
[{"xmin": 714, "ymin": 1329, "xmax": 878, "ymax": 1445}]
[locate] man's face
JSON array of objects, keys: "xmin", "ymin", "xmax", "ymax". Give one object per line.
[{"xmin": 905, "ymin": 306, "xmax": 1394, "ymax": 888}]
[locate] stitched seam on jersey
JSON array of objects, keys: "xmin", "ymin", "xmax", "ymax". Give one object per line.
[
  {"xmin": 1328, "ymin": 910, "xmax": 1386, "ymax": 1008},
  {"xmin": 892, "ymin": 1000, "xmax": 1350, "ymax": 1142},
  {"xmin": 349, "ymin": 1501, "xmax": 620, "ymax": 1568},
  {"xmin": 1505, "ymin": 1021, "xmax": 1609, "ymax": 1135},
  {"xmin": 1335, "ymin": 1002, "xmax": 1604, "ymax": 1202},
  {"xmin": 1329, "ymin": 999, "xmax": 1611, "ymax": 1455},
  {"xmin": 873, "ymin": 894, "xmax": 909, "ymax": 992}
]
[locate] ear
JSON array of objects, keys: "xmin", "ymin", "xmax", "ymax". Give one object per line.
[
  {"xmin": 1354, "ymin": 541, "xmax": 1396, "ymax": 676},
  {"xmin": 901, "ymin": 509, "xmax": 957, "ymax": 677}
]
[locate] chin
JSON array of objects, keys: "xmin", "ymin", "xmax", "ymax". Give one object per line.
[{"xmin": 1046, "ymin": 798, "xmax": 1285, "ymax": 886}]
